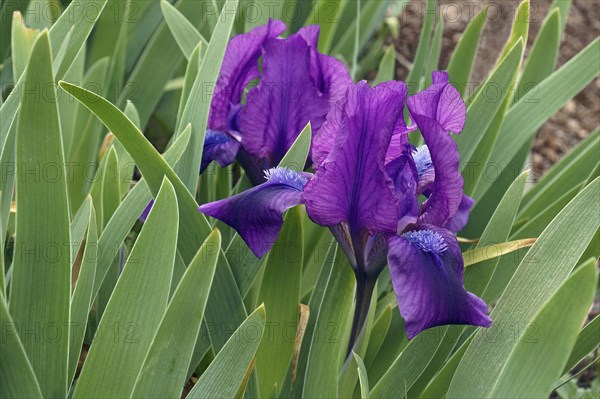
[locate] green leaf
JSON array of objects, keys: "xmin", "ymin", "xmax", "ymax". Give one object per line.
[
  {"xmin": 489, "ymin": 259, "xmax": 597, "ymax": 398},
  {"xmin": 464, "ymin": 171, "xmax": 529, "ymax": 296},
  {"xmin": 405, "ymin": 0, "xmax": 436, "ymax": 93},
  {"xmin": 66, "ymin": 57, "xmax": 110, "ymax": 212},
  {"xmin": 372, "ymin": 46, "xmax": 395, "ymax": 86},
  {"xmin": 256, "ymin": 207, "xmax": 304, "ymax": 397},
  {"xmin": 160, "ymin": 0, "xmax": 206, "ymax": 60},
  {"xmin": 73, "ymin": 178, "xmax": 179, "ymax": 398},
  {"xmin": 173, "ymin": 0, "xmax": 239, "ymax": 194},
  {"xmin": 455, "ymin": 40, "xmax": 523, "ymax": 189},
  {"xmin": 369, "ymin": 324, "xmax": 448, "ymax": 398},
  {"xmin": 49, "ymin": 0, "xmax": 109, "ymax": 78},
  {"xmin": 447, "ymin": 178, "xmax": 600, "ymax": 398},
  {"xmin": 424, "ymin": 15, "xmax": 444, "ymax": 87},
  {"xmin": 519, "ymin": 129, "xmax": 599, "ymax": 220},
  {"xmin": 92, "ymin": 127, "xmax": 191, "ymax": 298},
  {"xmin": 278, "ymin": 122, "xmax": 312, "ymax": 171},
  {"xmin": 118, "ymin": 0, "xmax": 206, "ymax": 127},
  {"xmin": 563, "ymin": 314, "xmax": 600, "ymax": 374},
  {"xmin": 11, "ymin": 11, "xmax": 39, "ymax": 80},
  {"xmin": 446, "ymin": 7, "xmax": 487, "ymax": 97},
  {"xmin": 303, "ymin": 247, "xmax": 355, "ymax": 398},
  {"xmin": 58, "ymin": 81, "xmax": 212, "ymax": 265},
  {"xmin": 132, "ymin": 230, "xmax": 221, "ymax": 398},
  {"xmin": 68, "ymin": 204, "xmax": 98, "ymax": 384},
  {"xmin": 364, "ymin": 305, "xmax": 393, "ymax": 369},
  {"xmin": 498, "ymin": 0, "xmax": 529, "ymax": 61},
  {"xmin": 187, "ymin": 305, "xmax": 267, "ymax": 399},
  {"xmin": 474, "ymin": 37, "xmax": 600, "ymax": 201},
  {"xmin": 514, "ymin": 8, "xmax": 561, "ymax": 104},
  {"xmin": 306, "ymin": 0, "xmax": 348, "ymax": 53},
  {"xmin": 279, "ymin": 239, "xmax": 338, "ymax": 397},
  {"xmin": 69, "ymin": 197, "xmax": 92, "ymax": 264},
  {"xmin": 9, "ymin": 31, "xmax": 70, "ymax": 398},
  {"xmin": 0, "ymin": 296, "xmax": 43, "ymax": 399},
  {"xmin": 353, "ymin": 352, "xmax": 370, "ymax": 398}
]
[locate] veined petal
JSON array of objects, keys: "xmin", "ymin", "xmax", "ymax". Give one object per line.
[
  {"xmin": 209, "ymin": 19, "xmax": 286, "ymax": 131},
  {"xmin": 385, "ymin": 152, "xmax": 419, "ymax": 232},
  {"xmin": 241, "ymin": 34, "xmax": 328, "ymax": 165},
  {"xmin": 200, "ymin": 129, "xmax": 241, "ymax": 173},
  {"xmin": 407, "ymin": 71, "xmax": 466, "ymax": 134},
  {"xmin": 387, "ymin": 225, "xmax": 491, "ymax": 339},
  {"xmin": 198, "ymin": 167, "xmax": 308, "ymax": 258},
  {"xmin": 410, "ymin": 113, "xmax": 464, "ymax": 226},
  {"xmin": 444, "ymin": 194, "xmax": 475, "ymax": 233},
  {"xmin": 298, "ymin": 25, "xmax": 352, "ymax": 104},
  {"xmin": 304, "ymin": 81, "xmax": 406, "ymax": 238}
]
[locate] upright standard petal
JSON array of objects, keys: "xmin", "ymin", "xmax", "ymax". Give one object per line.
[
  {"xmin": 387, "ymin": 225, "xmax": 491, "ymax": 339},
  {"xmin": 304, "ymin": 81, "xmax": 406, "ymax": 239},
  {"xmin": 200, "ymin": 129, "xmax": 241, "ymax": 173},
  {"xmin": 298, "ymin": 25, "xmax": 352, "ymax": 104},
  {"xmin": 407, "ymin": 71, "xmax": 466, "ymax": 134},
  {"xmin": 198, "ymin": 167, "xmax": 308, "ymax": 258},
  {"xmin": 241, "ymin": 34, "xmax": 328, "ymax": 165},
  {"xmin": 209, "ymin": 19, "xmax": 286, "ymax": 131},
  {"xmin": 412, "ymin": 115, "xmax": 464, "ymax": 226}
]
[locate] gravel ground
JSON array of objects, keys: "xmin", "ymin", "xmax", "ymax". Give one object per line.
[{"xmin": 393, "ymin": 0, "xmax": 600, "ymax": 177}]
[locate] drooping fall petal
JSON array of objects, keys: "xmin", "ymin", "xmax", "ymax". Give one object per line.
[
  {"xmin": 198, "ymin": 167, "xmax": 308, "ymax": 258},
  {"xmin": 387, "ymin": 224, "xmax": 491, "ymax": 339}
]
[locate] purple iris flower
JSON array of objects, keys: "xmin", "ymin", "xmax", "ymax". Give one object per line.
[
  {"xmin": 201, "ymin": 19, "xmax": 352, "ymax": 184},
  {"xmin": 199, "ymin": 72, "xmax": 491, "ymax": 341}
]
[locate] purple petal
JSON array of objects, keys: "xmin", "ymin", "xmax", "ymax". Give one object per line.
[
  {"xmin": 200, "ymin": 130, "xmax": 241, "ymax": 173},
  {"xmin": 298, "ymin": 25, "xmax": 352, "ymax": 105},
  {"xmin": 139, "ymin": 200, "xmax": 154, "ymax": 223},
  {"xmin": 385, "ymin": 151, "xmax": 419, "ymax": 232},
  {"xmin": 311, "ymin": 98, "xmax": 345, "ymax": 169},
  {"xmin": 198, "ymin": 167, "xmax": 308, "ymax": 258},
  {"xmin": 241, "ymin": 34, "xmax": 329, "ymax": 165},
  {"xmin": 304, "ymin": 81, "xmax": 406, "ymax": 237},
  {"xmin": 209, "ymin": 19, "xmax": 286, "ymax": 132},
  {"xmin": 444, "ymin": 194, "xmax": 475, "ymax": 233},
  {"xmin": 410, "ymin": 113, "xmax": 464, "ymax": 226},
  {"xmin": 387, "ymin": 225, "xmax": 491, "ymax": 339},
  {"xmin": 407, "ymin": 71, "xmax": 466, "ymax": 134}
]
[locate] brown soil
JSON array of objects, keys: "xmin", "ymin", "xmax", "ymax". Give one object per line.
[{"xmin": 393, "ymin": 0, "xmax": 600, "ymax": 177}]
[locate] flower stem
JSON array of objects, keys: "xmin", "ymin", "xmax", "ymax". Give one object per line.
[{"xmin": 347, "ymin": 271, "xmax": 376, "ymax": 357}]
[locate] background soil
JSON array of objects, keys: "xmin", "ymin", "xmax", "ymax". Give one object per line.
[{"xmin": 393, "ymin": 0, "xmax": 600, "ymax": 177}]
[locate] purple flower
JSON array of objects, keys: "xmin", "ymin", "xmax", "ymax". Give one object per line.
[
  {"xmin": 202, "ymin": 20, "xmax": 351, "ymax": 183},
  {"xmin": 199, "ymin": 72, "xmax": 491, "ymax": 340}
]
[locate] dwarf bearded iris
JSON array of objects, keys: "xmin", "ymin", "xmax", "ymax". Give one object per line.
[{"xmin": 199, "ymin": 71, "xmax": 491, "ymax": 345}]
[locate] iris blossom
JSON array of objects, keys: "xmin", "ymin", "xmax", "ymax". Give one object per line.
[
  {"xmin": 201, "ymin": 20, "xmax": 351, "ymax": 184},
  {"xmin": 199, "ymin": 72, "xmax": 491, "ymax": 342}
]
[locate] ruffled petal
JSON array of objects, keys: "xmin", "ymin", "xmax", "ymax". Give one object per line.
[
  {"xmin": 311, "ymin": 98, "xmax": 345, "ymax": 169},
  {"xmin": 304, "ymin": 81, "xmax": 406, "ymax": 237},
  {"xmin": 298, "ymin": 25, "xmax": 352, "ymax": 104},
  {"xmin": 407, "ymin": 71, "xmax": 466, "ymax": 134},
  {"xmin": 200, "ymin": 129, "xmax": 241, "ymax": 173},
  {"xmin": 198, "ymin": 167, "xmax": 308, "ymax": 258},
  {"xmin": 387, "ymin": 225, "xmax": 491, "ymax": 339},
  {"xmin": 209, "ymin": 19, "xmax": 286, "ymax": 131},
  {"xmin": 240, "ymin": 34, "xmax": 328, "ymax": 166},
  {"xmin": 444, "ymin": 194, "xmax": 474, "ymax": 233}
]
